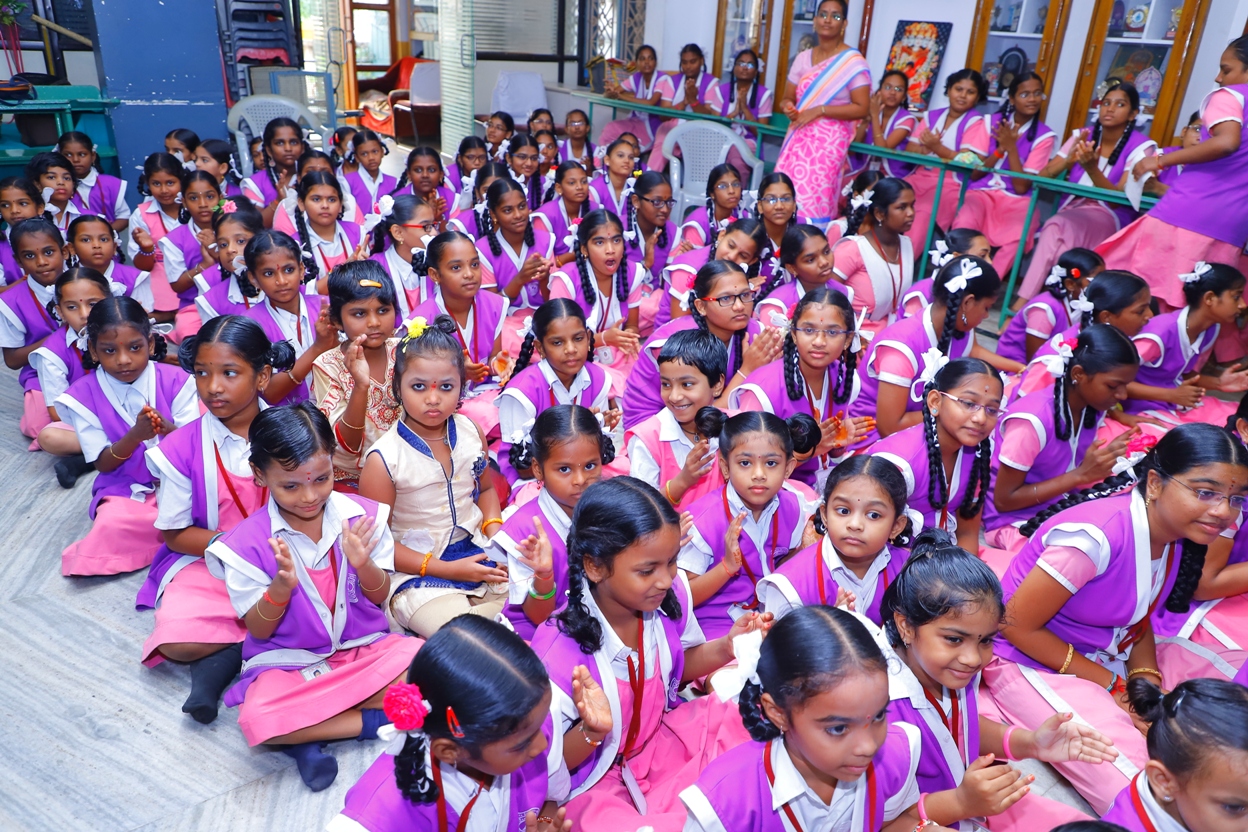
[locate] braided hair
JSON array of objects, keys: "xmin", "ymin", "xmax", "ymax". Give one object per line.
[
  {"xmin": 242, "ymin": 230, "xmax": 307, "ymax": 295},
  {"xmin": 291, "ymin": 171, "xmax": 346, "ymax": 284},
  {"xmin": 555, "ymin": 477, "xmax": 683, "ymax": 653},
  {"xmin": 753, "ymin": 171, "xmax": 799, "ymax": 264},
  {"xmin": 48, "ymin": 266, "xmax": 110, "ymax": 325},
  {"xmin": 728, "ymin": 48, "xmax": 761, "ymax": 111},
  {"xmin": 760, "ymin": 223, "xmax": 825, "ymax": 306},
  {"xmin": 1044, "ymin": 248, "xmax": 1103, "ymax": 303},
  {"xmin": 482, "ymin": 177, "xmax": 536, "ymax": 258},
  {"xmin": 573, "ymin": 209, "xmax": 629, "ymax": 317},
  {"xmin": 211, "ymin": 197, "xmax": 265, "ymax": 300},
  {"xmin": 707, "ymin": 216, "xmax": 767, "ymax": 280},
  {"xmin": 702, "ymin": 163, "xmax": 742, "ymax": 243},
  {"xmin": 260, "ymin": 117, "xmax": 305, "ymax": 190},
  {"xmin": 782, "ymin": 285, "xmax": 858, "ymax": 405},
  {"xmin": 997, "ymin": 72, "xmax": 1044, "ymax": 144},
  {"xmin": 371, "ymin": 193, "xmax": 432, "ymax": 255},
  {"xmin": 543, "ymin": 159, "xmax": 588, "ymax": 207},
  {"xmin": 844, "ymin": 175, "xmax": 913, "ymax": 238},
  {"xmin": 392, "ymin": 617, "xmax": 550, "ymax": 805},
  {"xmin": 508, "ymin": 298, "xmax": 594, "ymax": 383},
  {"xmin": 1020, "ymin": 422, "xmax": 1248, "ymax": 615},
  {"xmin": 178, "ymin": 170, "xmax": 221, "ymax": 225},
  {"xmin": 920, "ymin": 357, "xmax": 1000, "ymax": 521},
  {"xmin": 1180, "ymin": 261, "xmax": 1246, "ymax": 309},
  {"xmin": 345, "ymin": 128, "xmax": 390, "ymax": 168},
  {"xmin": 931, "ymin": 255, "xmax": 1001, "ymax": 356},
  {"xmin": 688, "ymin": 259, "xmax": 751, "ymax": 379},
  {"xmin": 697, "ymin": 408, "xmax": 820, "ymax": 463},
  {"xmin": 508, "ymin": 403, "xmax": 615, "ymax": 478},
  {"xmin": 392, "ymin": 146, "xmax": 446, "ymax": 200},
  {"xmin": 626, "ymin": 171, "xmax": 672, "ymax": 252},
  {"xmin": 1052, "ymin": 324, "xmax": 1139, "ymax": 442},
  {"xmin": 1089, "ymin": 82, "xmax": 1140, "ymax": 170},
  {"xmin": 1080, "ymin": 269, "xmax": 1149, "ymax": 329},
  {"xmin": 198, "ymin": 138, "xmax": 244, "ymax": 191},
  {"xmin": 471, "ymin": 161, "xmax": 512, "ymax": 237},
  {"xmin": 740, "ymin": 605, "xmax": 886, "ymax": 742},
  {"xmin": 505, "ymin": 133, "xmax": 542, "ymax": 210}
]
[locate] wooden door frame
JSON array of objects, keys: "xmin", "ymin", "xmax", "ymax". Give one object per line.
[
  {"xmin": 346, "ymin": 0, "xmax": 400, "ymax": 77},
  {"xmin": 774, "ymin": 0, "xmax": 872, "ymax": 104},
  {"xmin": 713, "ymin": 0, "xmax": 776, "ymax": 82},
  {"xmin": 1151, "ymin": 0, "xmax": 1211, "ymax": 143},
  {"xmin": 968, "ymin": 0, "xmax": 1070, "ymax": 122}
]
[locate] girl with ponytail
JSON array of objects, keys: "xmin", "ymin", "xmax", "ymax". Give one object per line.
[
  {"xmin": 194, "ymin": 198, "xmax": 265, "ymax": 321},
  {"xmin": 986, "ymin": 324, "xmax": 1141, "ymax": 557},
  {"xmin": 679, "ymin": 164, "xmax": 748, "ymax": 248},
  {"xmin": 533, "ymin": 160, "xmax": 595, "ymax": 267},
  {"xmin": 953, "ymin": 72, "xmax": 1057, "ymax": 278},
  {"xmin": 446, "ymin": 160, "xmax": 509, "ymax": 239},
  {"xmin": 846, "ymin": 69, "xmax": 918, "ymax": 182},
  {"xmin": 678, "ymin": 410, "xmax": 818, "ymax": 639},
  {"xmin": 758, "ymin": 455, "xmax": 913, "ymax": 625},
  {"xmin": 367, "ymin": 195, "xmax": 438, "ymax": 325},
  {"xmin": 588, "ymin": 138, "xmax": 637, "ymax": 215},
  {"xmin": 1021, "ymin": 83, "xmax": 1154, "ymax": 300},
  {"xmin": 503, "ymin": 133, "xmax": 544, "ymax": 211},
  {"xmin": 900, "ymin": 227, "xmax": 990, "ymax": 320},
  {"xmin": 160, "ymin": 170, "xmax": 224, "ymax": 341},
  {"xmin": 996, "ymin": 247, "xmax": 1103, "ymax": 363},
  {"xmin": 665, "ymin": 216, "xmax": 767, "ymax": 326},
  {"xmin": 192, "ymin": 137, "xmax": 245, "ymax": 200},
  {"xmin": 753, "ymin": 224, "xmax": 834, "ymax": 324},
  {"xmin": 873, "ymin": 357, "xmax": 1002, "ymax": 552},
  {"xmin": 850, "ymin": 254, "xmax": 1013, "ymax": 446},
  {"xmin": 878, "ymin": 529, "xmax": 1117, "ymax": 832},
  {"xmin": 66, "ymin": 213, "xmax": 153, "ymax": 311},
  {"xmin": 339, "ymin": 128, "xmax": 396, "ymax": 213},
  {"xmin": 623, "ymin": 259, "xmax": 780, "ymax": 430},
  {"xmin": 833, "ymin": 175, "xmax": 917, "ymax": 336},
  {"xmin": 530, "ymin": 476, "xmax": 765, "ymax": 831},
  {"xmin": 1102, "ymin": 678, "xmax": 1248, "ymax": 831},
  {"xmin": 752, "ymin": 172, "xmax": 804, "ymax": 283},
  {"xmin": 681, "ymin": 605, "xmax": 928, "ymax": 832},
  {"xmin": 987, "ymin": 422, "xmax": 1248, "ymax": 815},
  {"xmin": 734, "ymin": 285, "xmax": 869, "ymax": 489},
  {"xmin": 289, "ymin": 170, "xmax": 367, "ymax": 293},
  {"xmin": 496, "ymin": 299, "xmax": 614, "ymax": 485},
  {"xmin": 58, "ymin": 130, "xmax": 130, "ymax": 229},
  {"xmin": 333, "ymin": 616, "xmax": 573, "ymax": 830},
  {"xmin": 491, "ymin": 404, "xmax": 615, "ymax": 637}
]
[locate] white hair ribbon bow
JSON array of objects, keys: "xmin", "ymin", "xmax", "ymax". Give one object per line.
[
  {"xmin": 850, "ymin": 308, "xmax": 869, "ymax": 353},
  {"xmin": 929, "ymin": 240, "xmax": 953, "ymax": 269},
  {"xmin": 473, "ymin": 200, "xmax": 488, "ymax": 215},
  {"xmin": 944, "ymin": 259, "xmax": 983, "ymax": 294},
  {"xmin": 917, "ymin": 347, "xmax": 949, "ymax": 387},
  {"xmin": 716, "ymin": 216, "xmax": 732, "ymax": 232},
  {"xmin": 544, "ymin": 167, "xmax": 557, "ymax": 186},
  {"xmin": 108, "ymin": 279, "xmax": 126, "ymax": 298},
  {"xmin": 850, "ymin": 188, "xmax": 874, "ymax": 212},
  {"xmin": 419, "ymin": 234, "xmax": 436, "ymax": 248},
  {"xmin": 1111, "ymin": 450, "xmax": 1147, "ymax": 477},
  {"xmin": 563, "ymin": 230, "xmax": 578, "ymax": 250},
  {"xmin": 281, "ymin": 188, "xmax": 299, "ymax": 214},
  {"xmin": 679, "ymin": 292, "xmax": 692, "ymax": 312},
  {"xmin": 740, "ymin": 189, "xmax": 758, "ymax": 213},
  {"xmin": 461, "ymin": 170, "xmax": 476, "ymax": 194},
  {"xmin": 73, "ymin": 328, "xmax": 90, "ymax": 351},
  {"xmin": 1069, "ymin": 296, "xmax": 1095, "ymax": 317},
  {"xmin": 174, "ymin": 192, "xmax": 183, "ymax": 204},
  {"xmin": 232, "ymin": 255, "xmax": 247, "ymax": 273},
  {"xmin": 1179, "ymin": 261, "xmax": 1212, "ymax": 284},
  {"xmin": 593, "ymin": 145, "xmax": 608, "ymax": 161},
  {"xmin": 507, "ymin": 417, "xmax": 536, "ymax": 447},
  {"xmin": 1045, "ymin": 264, "xmax": 1068, "ymax": 288},
  {"xmin": 841, "ymin": 182, "xmax": 854, "ymax": 197},
  {"xmin": 1035, "ymin": 353, "xmax": 1066, "ymax": 379},
  {"xmin": 171, "ymin": 149, "xmax": 185, "ymax": 163},
  {"xmin": 182, "ymin": 160, "xmax": 197, "ymax": 172},
  {"xmin": 903, "ymin": 507, "xmax": 926, "ymax": 537},
  {"xmin": 518, "ymin": 315, "xmax": 534, "ymax": 339},
  {"xmin": 768, "ymin": 254, "xmax": 783, "ymax": 276},
  {"xmin": 710, "ymin": 629, "xmax": 763, "ymax": 701},
  {"xmin": 593, "ymin": 410, "xmax": 606, "ymax": 430},
  {"xmin": 41, "ymin": 186, "xmax": 54, "ymax": 203},
  {"xmin": 622, "ymin": 176, "xmax": 637, "ymax": 201},
  {"xmin": 494, "ymin": 138, "xmax": 511, "ymax": 160},
  {"xmin": 361, "ymin": 195, "xmax": 397, "ymax": 234},
  {"xmin": 375, "ymin": 705, "xmax": 432, "ymax": 755},
  {"xmin": 766, "ymin": 308, "xmax": 791, "ymax": 332}
]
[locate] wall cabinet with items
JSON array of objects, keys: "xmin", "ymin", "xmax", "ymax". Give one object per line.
[
  {"xmin": 411, "ymin": 0, "xmax": 440, "ymax": 59},
  {"xmin": 1063, "ymin": 0, "xmax": 1211, "ymax": 143},
  {"xmin": 713, "ymin": 0, "xmax": 774, "ymax": 81},
  {"xmin": 773, "ymin": 0, "xmax": 823, "ymax": 103},
  {"xmin": 967, "ymin": 0, "xmax": 1073, "ymax": 118}
]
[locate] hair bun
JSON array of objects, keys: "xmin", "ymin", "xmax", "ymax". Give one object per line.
[
  {"xmin": 430, "ymin": 314, "xmax": 460, "ymax": 336},
  {"xmin": 910, "ymin": 527, "xmax": 956, "ymax": 557}
]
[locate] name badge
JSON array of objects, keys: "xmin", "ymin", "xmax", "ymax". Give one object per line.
[{"xmin": 300, "ymin": 660, "xmax": 332, "ymax": 681}]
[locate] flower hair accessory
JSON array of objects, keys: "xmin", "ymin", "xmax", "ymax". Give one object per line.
[
  {"xmin": 376, "ymin": 682, "xmax": 432, "ymax": 755},
  {"xmin": 944, "ymin": 259, "xmax": 983, "ymax": 295},
  {"xmin": 1045, "ymin": 264, "xmax": 1068, "ymax": 288},
  {"xmin": 1111, "ymin": 433, "xmax": 1159, "ymax": 477},
  {"xmin": 850, "ymin": 188, "xmax": 874, "ymax": 212},
  {"xmin": 404, "ymin": 316, "xmax": 430, "ymax": 340},
  {"xmin": 362, "ymin": 195, "xmax": 397, "ymax": 235},
  {"xmin": 929, "ymin": 240, "xmax": 953, "ymax": 269},
  {"xmin": 1179, "ymin": 261, "xmax": 1212, "ymax": 284},
  {"xmin": 917, "ymin": 347, "xmax": 949, "ymax": 387},
  {"xmin": 218, "ymin": 200, "xmax": 237, "ymax": 215}
]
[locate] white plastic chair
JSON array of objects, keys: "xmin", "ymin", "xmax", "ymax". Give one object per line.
[
  {"xmin": 227, "ymin": 94, "xmax": 331, "ymax": 176},
  {"xmin": 662, "ymin": 120, "xmax": 765, "ymax": 220},
  {"xmin": 490, "ymin": 71, "xmax": 548, "ymax": 125}
]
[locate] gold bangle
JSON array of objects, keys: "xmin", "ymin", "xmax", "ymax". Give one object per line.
[
  {"xmin": 255, "ymin": 599, "xmax": 285, "ymax": 621},
  {"xmin": 107, "ymin": 442, "xmax": 133, "ymax": 461},
  {"xmin": 482, "ymin": 517, "xmax": 503, "ymax": 531},
  {"xmin": 1127, "ymin": 667, "xmax": 1164, "ymax": 683},
  {"xmin": 338, "ymin": 415, "xmax": 364, "ymax": 431},
  {"xmin": 664, "ymin": 481, "xmax": 678, "ymax": 504},
  {"xmin": 419, "ymin": 551, "xmax": 434, "ymax": 578},
  {"xmin": 360, "ymin": 569, "xmax": 388, "ymax": 593},
  {"xmin": 1058, "ymin": 643, "xmax": 1075, "ymax": 675},
  {"xmin": 286, "ymin": 369, "xmax": 305, "ymax": 385}
]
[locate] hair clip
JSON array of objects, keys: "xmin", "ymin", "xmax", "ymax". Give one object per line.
[
  {"xmin": 358, "ymin": 279, "xmax": 383, "ymax": 288},
  {"xmin": 446, "ymin": 706, "xmax": 465, "ymax": 738},
  {"xmin": 404, "ymin": 316, "xmax": 429, "ymax": 340}
]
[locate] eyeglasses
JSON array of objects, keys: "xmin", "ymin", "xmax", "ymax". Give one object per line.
[
  {"xmin": 567, "ymin": 120, "xmax": 587, "ymax": 127},
  {"xmin": 816, "ymin": 11, "xmax": 845, "ymax": 20},
  {"xmin": 1016, "ymin": 90, "xmax": 1048, "ymax": 101},
  {"xmin": 793, "ymin": 326, "xmax": 849, "ymax": 339},
  {"xmin": 402, "ymin": 221, "xmax": 440, "ymax": 233},
  {"xmin": 759, "ymin": 195, "xmax": 794, "ymax": 206},
  {"xmin": 883, "ymin": 84, "xmax": 906, "ymax": 93},
  {"xmin": 937, "ymin": 391, "xmax": 1002, "ymax": 419},
  {"xmin": 639, "ymin": 197, "xmax": 677, "ymax": 208},
  {"xmin": 701, "ymin": 290, "xmax": 756, "ymax": 307},
  {"xmin": 1167, "ymin": 476, "xmax": 1248, "ymax": 510},
  {"xmin": 715, "ymin": 181, "xmax": 743, "ymax": 191},
  {"xmin": 736, "ymin": 61, "xmax": 757, "ymax": 69},
  {"xmin": 511, "ymin": 152, "xmax": 539, "ymax": 163}
]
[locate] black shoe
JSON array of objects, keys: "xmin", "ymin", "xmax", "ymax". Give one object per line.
[
  {"xmin": 182, "ymin": 643, "xmax": 243, "ymax": 724},
  {"xmin": 54, "ymin": 454, "xmax": 93, "ymax": 489},
  {"xmin": 281, "ymin": 742, "xmax": 338, "ymax": 791}
]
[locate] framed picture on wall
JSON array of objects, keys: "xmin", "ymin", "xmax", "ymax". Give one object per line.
[{"xmin": 885, "ymin": 21, "xmax": 954, "ymax": 111}]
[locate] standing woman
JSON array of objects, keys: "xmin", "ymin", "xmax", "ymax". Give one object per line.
[
  {"xmin": 775, "ymin": 0, "xmax": 871, "ymax": 226},
  {"xmin": 1097, "ymin": 36, "xmax": 1248, "ymax": 312}
]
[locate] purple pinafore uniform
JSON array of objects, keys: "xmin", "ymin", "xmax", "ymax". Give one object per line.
[
  {"xmin": 622, "ymin": 315, "xmax": 763, "ymax": 431},
  {"xmin": 1127, "ymin": 307, "xmax": 1216, "ymax": 414},
  {"xmin": 872, "ymin": 422, "xmax": 981, "ymax": 537},
  {"xmin": 1, "ymin": 278, "xmax": 59, "ymax": 392},
  {"xmin": 557, "ymin": 137, "xmax": 597, "ymax": 169},
  {"xmin": 732, "ymin": 357, "xmax": 861, "ymax": 488},
  {"xmin": 162, "ymin": 224, "xmax": 211, "ymax": 307},
  {"xmin": 0, "ymin": 236, "xmax": 19, "ymax": 285},
  {"xmin": 849, "ymin": 310, "xmax": 977, "ymax": 446},
  {"xmin": 195, "ymin": 268, "xmax": 259, "ymax": 321},
  {"xmin": 899, "ymin": 278, "xmax": 935, "ymax": 319},
  {"xmin": 966, "ymin": 112, "xmax": 1056, "ymax": 197},
  {"xmin": 624, "ymin": 219, "xmax": 680, "ymax": 283},
  {"xmin": 341, "ymin": 170, "xmax": 398, "ymax": 215},
  {"xmin": 534, "ymin": 198, "xmax": 589, "ymax": 259},
  {"xmin": 447, "ymin": 206, "xmax": 481, "ymax": 239},
  {"xmin": 682, "ymin": 484, "xmax": 807, "ymax": 639},
  {"xmin": 759, "ymin": 537, "xmax": 905, "ymax": 626},
  {"xmin": 1100, "ymin": 775, "xmax": 1171, "ymax": 832},
  {"xmin": 242, "ymin": 171, "xmax": 280, "ymax": 208},
  {"xmin": 847, "ymin": 107, "xmax": 916, "ymax": 178},
  {"xmin": 1148, "ymin": 84, "xmax": 1248, "ymax": 248},
  {"xmin": 589, "ymin": 176, "xmax": 632, "ymax": 217},
  {"xmin": 30, "ymin": 326, "xmax": 87, "ymax": 401},
  {"xmin": 985, "ymin": 383, "xmax": 1102, "ymax": 532},
  {"xmin": 475, "ymin": 225, "xmax": 554, "ymax": 309},
  {"xmin": 495, "ymin": 360, "xmax": 610, "ymax": 483},
  {"xmin": 392, "ymin": 181, "xmax": 459, "ymax": 219},
  {"xmin": 716, "ymin": 80, "xmax": 771, "ymax": 143},
  {"xmin": 494, "ymin": 492, "xmax": 572, "ymax": 640},
  {"xmin": 996, "ymin": 292, "xmax": 1071, "ymax": 364},
  {"xmin": 243, "ymin": 293, "xmax": 326, "ymax": 405},
  {"xmin": 107, "ymin": 262, "xmax": 147, "ymax": 299},
  {"xmin": 682, "ymin": 725, "xmax": 919, "ymax": 832},
  {"xmin": 657, "ymin": 245, "xmax": 712, "ymax": 333},
  {"xmin": 1062, "ymin": 128, "xmax": 1156, "ymax": 230},
  {"xmin": 72, "ymin": 171, "xmax": 126, "ymax": 223}
]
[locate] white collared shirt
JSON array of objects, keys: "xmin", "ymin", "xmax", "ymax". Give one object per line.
[
  {"xmin": 148, "ymin": 408, "xmax": 263, "ymax": 530},
  {"xmin": 758, "ymin": 536, "xmax": 892, "ymax": 621},
  {"xmin": 627, "ymin": 407, "xmax": 720, "ymax": 492},
  {"xmin": 264, "ymin": 294, "xmax": 314, "ymax": 357},
  {"xmin": 494, "ymin": 487, "xmax": 574, "ymax": 603},
  {"xmin": 126, "ymin": 200, "xmax": 184, "ymax": 259},
  {"xmin": 30, "ymin": 325, "xmax": 84, "ymax": 405},
  {"xmin": 159, "ymin": 220, "xmax": 205, "ymax": 281},
  {"xmin": 580, "ymin": 569, "xmax": 705, "ymax": 680},
  {"xmin": 104, "ymin": 261, "xmax": 155, "ymax": 312},
  {"xmin": 0, "ymin": 278, "xmax": 57, "ymax": 347},
  {"xmin": 496, "ymin": 359, "xmax": 606, "ymax": 449},
  {"xmin": 350, "ymin": 167, "xmax": 386, "ymax": 207},
  {"xmin": 56, "ymin": 363, "xmax": 198, "ymax": 464},
  {"xmin": 383, "ymin": 246, "xmax": 423, "ymax": 317},
  {"xmin": 76, "ymin": 168, "xmax": 132, "ymax": 220},
  {"xmin": 679, "ymin": 482, "xmax": 786, "ymax": 575},
  {"xmin": 222, "ymin": 491, "xmax": 395, "ymax": 616},
  {"xmin": 436, "ymin": 757, "xmax": 512, "ymax": 832}
]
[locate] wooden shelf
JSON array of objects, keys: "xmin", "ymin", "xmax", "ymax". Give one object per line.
[
  {"xmin": 988, "ymin": 30, "xmax": 1043, "ymax": 38},
  {"xmin": 1104, "ymin": 36, "xmax": 1175, "ymax": 45}
]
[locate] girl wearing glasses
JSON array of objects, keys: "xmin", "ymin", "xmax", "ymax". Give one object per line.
[
  {"xmin": 718, "ymin": 48, "xmax": 774, "ymax": 181},
  {"xmin": 985, "ymin": 325, "xmax": 1141, "ymax": 563},
  {"xmin": 368, "ymin": 195, "xmax": 439, "ymax": 326},
  {"xmin": 952, "ymin": 72, "xmax": 1057, "ymax": 281},
  {"xmin": 987, "ymin": 422, "xmax": 1248, "ymax": 814},
  {"xmin": 665, "ymin": 216, "xmax": 767, "ymax": 329},
  {"xmin": 775, "ymin": 0, "xmax": 871, "ymax": 226},
  {"xmin": 681, "ymin": 164, "xmax": 749, "ymax": 248},
  {"xmin": 847, "ymin": 69, "xmax": 917, "ymax": 182},
  {"xmin": 1018, "ymin": 83, "xmax": 1156, "ymax": 304},
  {"xmin": 752, "ymin": 171, "xmax": 807, "ymax": 290},
  {"xmin": 1097, "ymin": 36, "xmax": 1248, "ymax": 314},
  {"xmin": 873, "ymin": 357, "xmax": 1001, "ymax": 553}
]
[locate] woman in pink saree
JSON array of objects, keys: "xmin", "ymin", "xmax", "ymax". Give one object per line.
[{"xmin": 776, "ymin": 0, "xmax": 871, "ymax": 225}]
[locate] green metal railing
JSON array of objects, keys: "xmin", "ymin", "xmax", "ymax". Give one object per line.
[{"xmin": 584, "ymin": 93, "xmax": 1160, "ymax": 325}]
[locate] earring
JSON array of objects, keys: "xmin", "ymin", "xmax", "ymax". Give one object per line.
[
  {"xmin": 1162, "ymin": 795, "xmax": 1173, "ymax": 803},
  {"xmin": 960, "ymin": 314, "xmax": 968, "ymax": 324}
]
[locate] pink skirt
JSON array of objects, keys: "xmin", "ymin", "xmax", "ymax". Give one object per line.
[
  {"xmin": 237, "ymin": 633, "xmax": 422, "ymax": 745},
  {"xmin": 141, "ymin": 558, "xmax": 247, "ymax": 666},
  {"xmin": 20, "ymin": 388, "xmax": 49, "ymax": 444},
  {"xmin": 62, "ymin": 492, "xmax": 163, "ymax": 576},
  {"xmin": 170, "ymin": 305, "xmax": 202, "ymax": 345},
  {"xmin": 952, "ymin": 189, "xmax": 1041, "ymax": 280},
  {"xmin": 1096, "ymin": 215, "xmax": 1244, "ymax": 310},
  {"xmin": 983, "ymin": 658, "xmax": 1147, "ymax": 815},
  {"xmin": 149, "ymin": 262, "xmax": 180, "ymax": 313},
  {"xmin": 1156, "ymin": 592, "xmax": 1248, "ymax": 681},
  {"xmin": 905, "ymin": 167, "xmax": 963, "ymax": 251},
  {"xmin": 601, "ymin": 116, "xmax": 655, "ymax": 151},
  {"xmin": 564, "ymin": 693, "xmax": 751, "ymax": 832},
  {"xmin": 1018, "ymin": 202, "xmax": 1120, "ymax": 301},
  {"xmin": 458, "ymin": 387, "xmax": 501, "ymax": 437},
  {"xmin": 500, "ymin": 309, "xmax": 532, "ymax": 359}
]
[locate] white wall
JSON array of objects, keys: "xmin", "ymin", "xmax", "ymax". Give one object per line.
[
  {"xmin": 474, "ymin": 60, "xmax": 579, "ymax": 115},
  {"xmin": 643, "ymin": 0, "xmax": 719, "ymax": 69},
  {"xmin": 862, "ymin": 0, "xmax": 975, "ymax": 112}
]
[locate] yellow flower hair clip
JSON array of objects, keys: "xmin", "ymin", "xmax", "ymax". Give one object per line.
[
  {"xmin": 358, "ymin": 279, "xmax": 383, "ymax": 288},
  {"xmin": 404, "ymin": 316, "xmax": 429, "ymax": 341}
]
